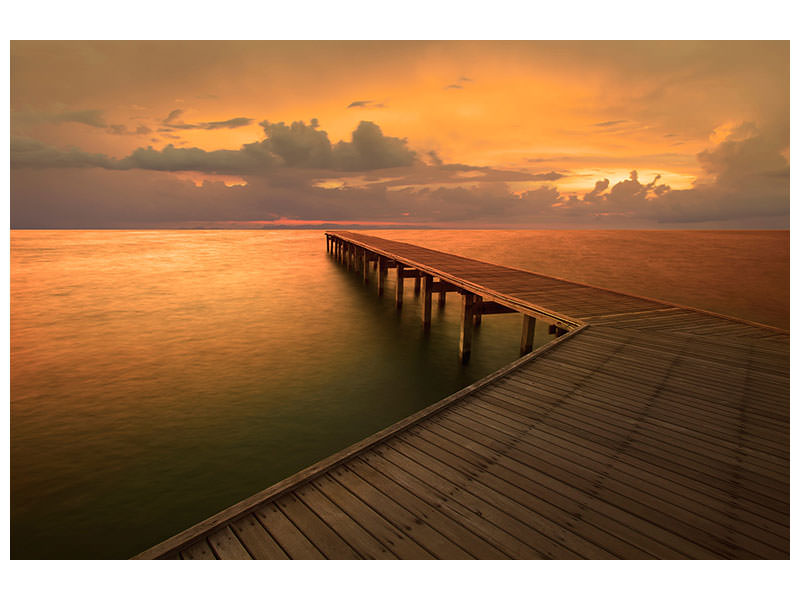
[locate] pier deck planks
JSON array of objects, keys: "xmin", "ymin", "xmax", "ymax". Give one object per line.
[{"xmin": 134, "ymin": 232, "xmax": 788, "ymax": 560}]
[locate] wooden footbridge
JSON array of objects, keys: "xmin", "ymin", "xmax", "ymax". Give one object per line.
[{"xmin": 134, "ymin": 232, "xmax": 789, "ymax": 560}]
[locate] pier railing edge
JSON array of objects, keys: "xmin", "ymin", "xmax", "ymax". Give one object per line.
[{"xmin": 131, "ymin": 323, "xmax": 589, "ymax": 559}]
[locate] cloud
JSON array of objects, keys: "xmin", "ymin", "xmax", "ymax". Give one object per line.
[
  {"xmin": 333, "ymin": 121, "xmax": 416, "ymax": 170},
  {"xmin": 552, "ymin": 122, "xmax": 788, "ymax": 224},
  {"xmin": 260, "ymin": 119, "xmax": 333, "ymax": 168},
  {"xmin": 255, "ymin": 119, "xmax": 416, "ymax": 171},
  {"xmin": 13, "ymin": 108, "xmax": 109, "ymax": 128},
  {"xmin": 347, "ymin": 100, "xmax": 385, "ymax": 109},
  {"xmin": 11, "ymin": 136, "xmax": 118, "ymax": 169},
  {"xmin": 361, "ymin": 164, "xmax": 563, "ymax": 189},
  {"xmin": 11, "ymin": 119, "xmax": 417, "ymax": 174},
  {"xmin": 645, "ymin": 123, "xmax": 789, "ymax": 223},
  {"xmin": 445, "ymin": 76, "xmax": 473, "ymax": 90},
  {"xmin": 108, "ymin": 123, "xmax": 153, "ymax": 136},
  {"xmin": 164, "ymin": 109, "xmax": 184, "ymax": 124},
  {"xmin": 593, "ymin": 120, "xmax": 627, "ymax": 127},
  {"xmin": 529, "ymin": 171, "xmax": 565, "ymax": 182},
  {"xmin": 122, "ymin": 143, "xmax": 275, "ymax": 173},
  {"xmin": 161, "ymin": 108, "xmax": 253, "ymax": 130},
  {"xmin": 427, "ymin": 151, "xmax": 443, "ymax": 166},
  {"xmin": 170, "ymin": 117, "xmax": 254, "ymax": 130},
  {"xmin": 9, "ymin": 115, "xmax": 788, "ymax": 228}
]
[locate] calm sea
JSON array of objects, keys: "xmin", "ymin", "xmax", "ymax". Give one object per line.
[{"xmin": 10, "ymin": 230, "xmax": 788, "ymax": 559}]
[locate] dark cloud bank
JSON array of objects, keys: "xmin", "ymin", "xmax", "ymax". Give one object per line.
[{"xmin": 10, "ymin": 120, "xmax": 789, "ymax": 229}]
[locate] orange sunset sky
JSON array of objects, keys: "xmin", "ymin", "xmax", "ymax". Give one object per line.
[{"xmin": 10, "ymin": 41, "xmax": 789, "ymax": 229}]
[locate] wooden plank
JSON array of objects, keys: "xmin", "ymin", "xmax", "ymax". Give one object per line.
[
  {"xmin": 439, "ymin": 413, "xmax": 774, "ymax": 558},
  {"xmin": 422, "ymin": 417, "xmax": 716, "ymax": 558},
  {"xmin": 470, "ymin": 394, "xmax": 789, "ymax": 535},
  {"xmin": 312, "ymin": 475, "xmax": 433, "ymax": 559},
  {"xmin": 480, "ymin": 379, "xmax": 790, "ymax": 502},
  {"xmin": 454, "ymin": 402, "xmax": 787, "ymax": 557},
  {"xmin": 254, "ymin": 503, "xmax": 324, "ymax": 559},
  {"xmin": 461, "ymin": 400, "xmax": 788, "ymax": 553},
  {"xmin": 295, "ymin": 482, "xmax": 396, "ymax": 559},
  {"xmin": 476, "ymin": 385, "xmax": 789, "ymax": 516},
  {"xmin": 357, "ymin": 449, "xmax": 543, "ymax": 559},
  {"xmin": 384, "ymin": 437, "xmax": 613, "ymax": 559},
  {"xmin": 230, "ymin": 514, "xmax": 288, "ymax": 559},
  {"xmin": 349, "ymin": 455, "xmax": 508, "ymax": 559},
  {"xmin": 180, "ymin": 540, "xmax": 216, "ymax": 560},
  {"xmin": 406, "ymin": 425, "xmax": 684, "ymax": 558},
  {"xmin": 275, "ymin": 493, "xmax": 361, "ymax": 559},
  {"xmin": 207, "ymin": 526, "xmax": 252, "ymax": 560},
  {"xmin": 328, "ymin": 465, "xmax": 473, "ymax": 559}
]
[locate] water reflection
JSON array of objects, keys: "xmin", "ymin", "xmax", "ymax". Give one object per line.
[{"xmin": 11, "ymin": 231, "xmax": 540, "ymax": 558}]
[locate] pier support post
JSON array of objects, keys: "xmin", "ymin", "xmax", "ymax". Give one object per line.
[
  {"xmin": 520, "ymin": 315, "xmax": 536, "ymax": 355},
  {"xmin": 378, "ymin": 257, "xmax": 386, "ymax": 296},
  {"xmin": 459, "ymin": 293, "xmax": 476, "ymax": 363},
  {"xmin": 362, "ymin": 250, "xmax": 370, "ymax": 282},
  {"xmin": 421, "ymin": 274, "xmax": 433, "ymax": 329},
  {"xmin": 473, "ymin": 297, "xmax": 483, "ymax": 326},
  {"xmin": 414, "ymin": 273, "xmax": 421, "ymax": 296},
  {"xmin": 395, "ymin": 265, "xmax": 405, "ymax": 308},
  {"xmin": 438, "ymin": 284, "xmax": 447, "ymax": 307}
]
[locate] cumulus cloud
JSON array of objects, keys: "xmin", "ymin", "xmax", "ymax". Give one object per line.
[
  {"xmin": 645, "ymin": 123, "xmax": 789, "ymax": 223},
  {"xmin": 11, "ymin": 119, "xmax": 417, "ymax": 174},
  {"xmin": 334, "ymin": 121, "xmax": 416, "ymax": 170},
  {"xmin": 122, "ymin": 143, "xmax": 275, "ymax": 173}
]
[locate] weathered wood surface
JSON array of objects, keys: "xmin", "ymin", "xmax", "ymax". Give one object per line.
[{"xmin": 134, "ymin": 232, "xmax": 788, "ymax": 560}]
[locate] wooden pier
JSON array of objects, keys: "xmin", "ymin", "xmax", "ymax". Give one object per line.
[{"xmin": 134, "ymin": 232, "xmax": 789, "ymax": 560}]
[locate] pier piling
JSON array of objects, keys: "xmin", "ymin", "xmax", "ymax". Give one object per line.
[{"xmin": 520, "ymin": 315, "xmax": 536, "ymax": 355}]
